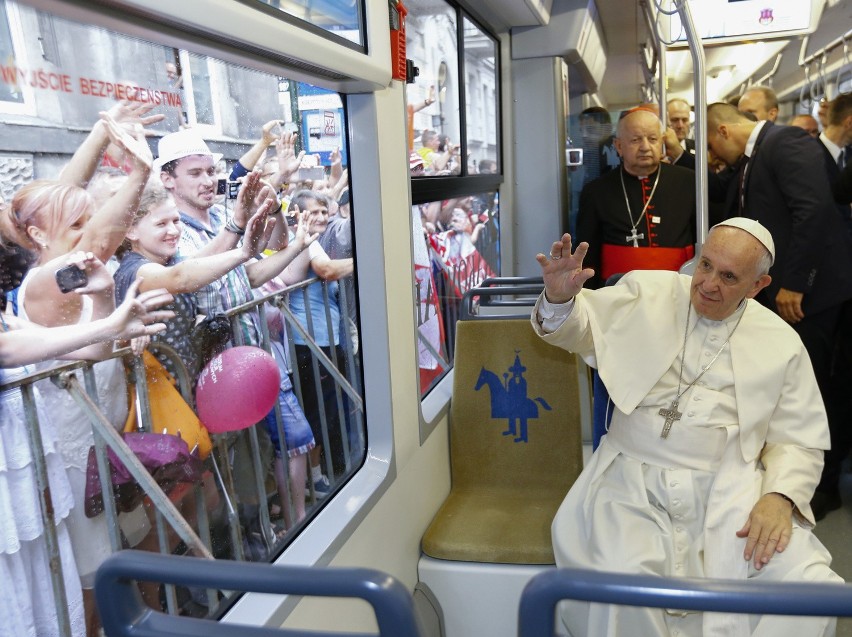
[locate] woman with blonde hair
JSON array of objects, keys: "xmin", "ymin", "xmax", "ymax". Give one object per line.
[{"xmin": 0, "ymin": 113, "xmax": 153, "ymax": 636}]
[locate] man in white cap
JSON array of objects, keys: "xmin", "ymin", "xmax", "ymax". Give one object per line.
[
  {"xmin": 532, "ymin": 221, "xmax": 841, "ymax": 637},
  {"xmin": 155, "ymin": 129, "xmax": 284, "ymax": 553}
]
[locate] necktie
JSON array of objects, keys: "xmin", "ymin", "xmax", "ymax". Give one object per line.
[{"xmin": 840, "ymin": 148, "xmax": 847, "ymax": 171}]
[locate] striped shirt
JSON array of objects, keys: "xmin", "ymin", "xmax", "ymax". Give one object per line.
[{"xmin": 177, "ymin": 206, "xmax": 261, "ymax": 347}]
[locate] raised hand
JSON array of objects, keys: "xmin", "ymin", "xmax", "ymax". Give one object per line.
[
  {"xmin": 64, "ymin": 251, "xmax": 114, "ymax": 296},
  {"xmin": 534, "ymin": 233, "xmax": 595, "ymax": 304},
  {"xmin": 275, "ymin": 131, "xmax": 304, "ymax": 184},
  {"xmin": 110, "ymin": 277, "xmax": 175, "ymax": 339},
  {"xmin": 261, "ymin": 119, "xmax": 282, "ymax": 147},
  {"xmin": 289, "ymin": 204, "xmax": 319, "ymax": 251},
  {"xmin": 99, "ymin": 110, "xmax": 153, "ymax": 172},
  {"xmin": 242, "ymin": 198, "xmax": 276, "ymax": 257},
  {"xmin": 233, "ymin": 170, "xmax": 274, "ymax": 228},
  {"xmin": 105, "ymin": 100, "xmax": 166, "ymax": 136}
]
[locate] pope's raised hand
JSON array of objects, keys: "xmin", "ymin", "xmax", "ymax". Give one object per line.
[{"xmin": 535, "ymin": 233, "xmax": 595, "ymax": 304}]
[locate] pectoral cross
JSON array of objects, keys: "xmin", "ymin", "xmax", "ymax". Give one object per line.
[
  {"xmin": 626, "ymin": 227, "xmax": 644, "ymax": 247},
  {"xmin": 658, "ymin": 400, "xmax": 682, "ymax": 439}
]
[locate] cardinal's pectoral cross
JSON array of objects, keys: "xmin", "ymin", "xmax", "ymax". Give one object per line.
[
  {"xmin": 658, "ymin": 400, "xmax": 682, "ymax": 439},
  {"xmin": 626, "ymin": 227, "xmax": 644, "ymax": 247}
]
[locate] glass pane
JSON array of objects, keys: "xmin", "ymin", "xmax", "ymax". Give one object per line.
[
  {"xmin": 0, "ymin": 3, "xmax": 364, "ymax": 624},
  {"xmin": 463, "ymin": 17, "xmax": 498, "ymax": 174},
  {"xmin": 0, "ymin": 2, "xmax": 23, "ymax": 104},
  {"xmin": 187, "ymin": 53, "xmax": 215, "ymax": 126},
  {"xmin": 405, "ymin": 0, "xmax": 461, "ymax": 177},
  {"xmin": 414, "ymin": 190, "xmax": 501, "ymax": 396},
  {"xmin": 250, "ymin": 0, "xmax": 363, "ymax": 45}
]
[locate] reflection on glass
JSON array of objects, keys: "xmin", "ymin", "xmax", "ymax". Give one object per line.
[
  {"xmin": 413, "ymin": 191, "xmax": 500, "ymax": 395},
  {"xmin": 251, "ymin": 0, "xmax": 363, "ymax": 45},
  {"xmin": 405, "ymin": 0, "xmax": 460, "ymax": 177},
  {"xmin": 0, "ymin": 3, "xmax": 364, "ymax": 625},
  {"xmin": 463, "ymin": 17, "xmax": 499, "ymax": 174}
]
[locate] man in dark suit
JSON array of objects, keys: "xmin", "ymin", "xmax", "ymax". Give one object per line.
[
  {"xmin": 667, "ymin": 97, "xmax": 696, "ymax": 157},
  {"xmin": 576, "ymin": 107, "xmax": 696, "ymax": 289},
  {"xmin": 838, "ymin": 160, "xmax": 852, "ymax": 204},
  {"xmin": 707, "ymin": 101, "xmax": 852, "ymax": 520},
  {"xmin": 818, "ymin": 94, "xmax": 852, "ymax": 238},
  {"xmin": 814, "ymin": 94, "xmax": 852, "ymax": 519},
  {"xmin": 738, "ymin": 85, "xmax": 779, "ymax": 123}
]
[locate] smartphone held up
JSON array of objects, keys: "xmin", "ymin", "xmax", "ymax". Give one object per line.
[{"xmin": 55, "ymin": 264, "xmax": 88, "ymax": 293}]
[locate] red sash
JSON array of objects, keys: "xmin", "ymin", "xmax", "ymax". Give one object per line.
[{"xmin": 600, "ymin": 244, "xmax": 695, "ymax": 281}]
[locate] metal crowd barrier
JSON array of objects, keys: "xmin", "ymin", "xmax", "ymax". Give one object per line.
[
  {"xmin": 517, "ymin": 568, "xmax": 852, "ymax": 637},
  {"xmin": 96, "ymin": 550, "xmax": 424, "ymax": 637},
  {"xmin": 1, "ymin": 276, "xmax": 365, "ymax": 633}
]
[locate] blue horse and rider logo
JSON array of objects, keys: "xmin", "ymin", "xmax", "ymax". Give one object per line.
[{"xmin": 475, "ymin": 352, "xmax": 552, "ymax": 443}]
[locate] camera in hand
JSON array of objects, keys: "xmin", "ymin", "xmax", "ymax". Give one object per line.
[
  {"xmin": 55, "ymin": 264, "xmax": 88, "ymax": 293},
  {"xmin": 218, "ymin": 178, "xmax": 240, "ymax": 199}
]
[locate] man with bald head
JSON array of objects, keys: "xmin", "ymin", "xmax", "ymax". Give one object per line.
[
  {"xmin": 738, "ymin": 85, "xmax": 779, "ymax": 122},
  {"xmin": 576, "ymin": 107, "xmax": 696, "ymax": 288},
  {"xmin": 707, "ymin": 101, "xmax": 852, "ymax": 520},
  {"xmin": 790, "ymin": 113, "xmax": 820, "ymax": 138},
  {"xmin": 667, "ymin": 97, "xmax": 696, "ymax": 159},
  {"xmin": 533, "ymin": 220, "xmax": 841, "ymax": 637}
]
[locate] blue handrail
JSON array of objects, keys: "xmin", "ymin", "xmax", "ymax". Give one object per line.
[
  {"xmin": 518, "ymin": 568, "xmax": 852, "ymax": 637},
  {"xmin": 96, "ymin": 551, "xmax": 424, "ymax": 637}
]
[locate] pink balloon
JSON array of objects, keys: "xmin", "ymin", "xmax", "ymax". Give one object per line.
[{"xmin": 196, "ymin": 346, "xmax": 281, "ymax": 433}]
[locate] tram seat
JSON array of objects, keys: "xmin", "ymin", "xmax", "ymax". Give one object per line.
[
  {"xmin": 418, "ymin": 281, "xmax": 586, "ymax": 637},
  {"xmin": 517, "ymin": 567, "xmax": 852, "ymax": 637},
  {"xmin": 421, "ymin": 315, "xmax": 584, "ymax": 564},
  {"xmin": 95, "ymin": 550, "xmax": 425, "ymax": 636}
]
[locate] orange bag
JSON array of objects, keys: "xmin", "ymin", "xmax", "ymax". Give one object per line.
[{"xmin": 124, "ymin": 351, "xmax": 213, "ymax": 460}]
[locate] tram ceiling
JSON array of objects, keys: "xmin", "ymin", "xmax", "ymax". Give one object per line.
[{"xmin": 589, "ymin": 0, "xmax": 851, "ymax": 108}]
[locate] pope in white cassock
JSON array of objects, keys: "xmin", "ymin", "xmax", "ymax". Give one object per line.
[{"xmin": 531, "ymin": 218, "xmax": 843, "ymax": 637}]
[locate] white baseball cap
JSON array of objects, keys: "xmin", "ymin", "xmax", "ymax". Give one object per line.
[
  {"xmin": 712, "ymin": 217, "xmax": 775, "ymax": 265},
  {"xmin": 154, "ymin": 129, "xmax": 222, "ymax": 171}
]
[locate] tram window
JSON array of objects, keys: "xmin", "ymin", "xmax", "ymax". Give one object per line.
[
  {"xmin": 178, "ymin": 51, "xmax": 221, "ymax": 130},
  {"xmin": 0, "ymin": 1, "xmax": 364, "ymax": 621},
  {"xmin": 463, "ymin": 17, "xmax": 499, "ymax": 174},
  {"xmin": 414, "ymin": 191, "xmax": 500, "ymax": 396},
  {"xmin": 405, "ymin": 0, "xmax": 502, "ymax": 399},
  {"xmin": 405, "ymin": 0, "xmax": 461, "ymax": 177},
  {"xmin": 0, "ymin": 1, "xmax": 32, "ymax": 114},
  {"xmin": 249, "ymin": 0, "xmax": 364, "ymax": 47}
]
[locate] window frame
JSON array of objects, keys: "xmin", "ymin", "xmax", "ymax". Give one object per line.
[
  {"xmin": 0, "ymin": 0, "xmax": 37, "ymax": 115},
  {"xmin": 407, "ymin": 0, "xmax": 503, "ymax": 442},
  {"xmin": 178, "ymin": 49, "xmax": 223, "ymax": 133},
  {"xmin": 7, "ymin": 0, "xmax": 396, "ymax": 625}
]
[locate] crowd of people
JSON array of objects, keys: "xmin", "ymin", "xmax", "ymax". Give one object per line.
[
  {"xmin": 536, "ymin": 87, "xmax": 852, "ymax": 634},
  {"xmin": 0, "ymin": 102, "xmax": 359, "ymax": 636}
]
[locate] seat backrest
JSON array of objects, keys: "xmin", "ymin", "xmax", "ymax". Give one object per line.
[
  {"xmin": 421, "ymin": 282, "xmax": 585, "ymax": 564},
  {"xmin": 450, "ymin": 317, "xmax": 583, "ymax": 492},
  {"xmin": 517, "ymin": 568, "xmax": 852, "ymax": 637},
  {"xmin": 96, "ymin": 550, "xmax": 424, "ymax": 637}
]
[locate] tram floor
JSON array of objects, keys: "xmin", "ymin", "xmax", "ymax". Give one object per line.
[{"xmin": 812, "ymin": 468, "xmax": 852, "ymax": 636}]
